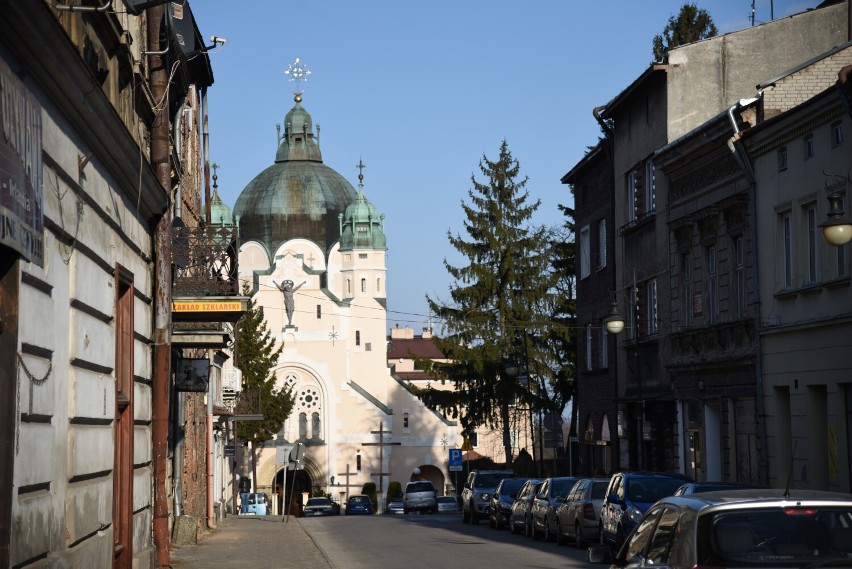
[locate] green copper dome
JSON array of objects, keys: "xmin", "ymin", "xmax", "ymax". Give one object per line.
[
  {"xmin": 234, "ymin": 95, "xmax": 357, "ymax": 255},
  {"xmin": 210, "ymin": 186, "xmax": 235, "ymax": 226},
  {"xmin": 339, "ymin": 182, "xmax": 386, "ymax": 251}
]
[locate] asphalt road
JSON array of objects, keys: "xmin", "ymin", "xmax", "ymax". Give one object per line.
[{"xmin": 302, "ymin": 512, "xmax": 592, "ymax": 569}]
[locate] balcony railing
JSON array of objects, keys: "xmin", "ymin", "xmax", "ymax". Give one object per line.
[{"xmin": 170, "ymin": 224, "xmax": 240, "ymax": 297}]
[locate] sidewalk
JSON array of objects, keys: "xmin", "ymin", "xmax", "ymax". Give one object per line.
[{"xmin": 170, "ymin": 515, "xmax": 335, "ymax": 569}]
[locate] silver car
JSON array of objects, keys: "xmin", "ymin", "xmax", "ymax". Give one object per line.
[
  {"xmin": 403, "ymin": 480, "xmax": 437, "ymax": 514},
  {"xmin": 589, "ymin": 489, "xmax": 852, "ymax": 568},
  {"xmin": 509, "ymin": 478, "xmax": 544, "ymax": 537},
  {"xmin": 555, "ymin": 477, "xmax": 609, "ymax": 548}
]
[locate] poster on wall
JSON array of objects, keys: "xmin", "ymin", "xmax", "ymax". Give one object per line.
[{"xmin": 0, "ymin": 56, "xmax": 44, "ymax": 266}]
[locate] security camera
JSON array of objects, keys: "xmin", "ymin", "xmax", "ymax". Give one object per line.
[{"xmin": 210, "ymin": 36, "xmax": 227, "ymax": 45}]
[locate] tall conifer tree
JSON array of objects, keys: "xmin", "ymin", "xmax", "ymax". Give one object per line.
[
  {"xmin": 652, "ymin": 3, "xmax": 718, "ymax": 62},
  {"xmin": 419, "ymin": 141, "xmax": 568, "ymax": 468},
  {"xmin": 235, "ymin": 285, "xmax": 295, "ymax": 467}
]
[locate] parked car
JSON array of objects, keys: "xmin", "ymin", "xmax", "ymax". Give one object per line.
[
  {"xmin": 509, "ymin": 478, "xmax": 544, "ymax": 537},
  {"xmin": 345, "ymin": 494, "xmax": 373, "ymax": 515},
  {"xmin": 589, "ymin": 489, "xmax": 852, "ymax": 568},
  {"xmin": 461, "ymin": 469, "xmax": 515, "ymax": 525},
  {"xmin": 531, "ymin": 476, "xmax": 579, "ymax": 541},
  {"xmin": 239, "ymin": 492, "xmax": 268, "ymax": 515},
  {"xmin": 673, "ymin": 481, "xmax": 757, "ymax": 496},
  {"xmin": 489, "ymin": 477, "xmax": 529, "ymax": 530},
  {"xmin": 303, "ymin": 497, "xmax": 338, "ymax": 516},
  {"xmin": 403, "ymin": 480, "xmax": 438, "ymax": 514},
  {"xmin": 555, "ymin": 477, "xmax": 609, "ymax": 548},
  {"xmin": 385, "ymin": 500, "xmax": 405, "ymax": 514},
  {"xmin": 437, "ymin": 496, "xmax": 460, "ymax": 513},
  {"xmin": 599, "ymin": 471, "xmax": 692, "ymax": 551}
]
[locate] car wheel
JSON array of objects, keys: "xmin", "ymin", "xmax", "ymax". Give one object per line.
[
  {"xmin": 575, "ymin": 521, "xmax": 586, "ymax": 549},
  {"xmin": 544, "ymin": 518, "xmax": 554, "ymax": 542},
  {"xmin": 510, "ymin": 518, "xmax": 519, "ymax": 534}
]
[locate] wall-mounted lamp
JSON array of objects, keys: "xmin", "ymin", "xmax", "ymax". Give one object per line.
[
  {"xmin": 820, "ymin": 191, "xmax": 852, "ymax": 246},
  {"xmin": 604, "ymin": 299, "xmax": 625, "ymax": 335}
]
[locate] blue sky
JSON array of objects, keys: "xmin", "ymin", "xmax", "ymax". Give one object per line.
[{"xmin": 192, "ymin": 0, "xmax": 814, "ymax": 334}]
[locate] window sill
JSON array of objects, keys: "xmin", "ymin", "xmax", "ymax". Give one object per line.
[{"xmin": 618, "ymin": 210, "xmax": 656, "ymax": 237}]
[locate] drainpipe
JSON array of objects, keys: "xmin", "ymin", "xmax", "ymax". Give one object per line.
[
  {"xmin": 149, "ymin": 5, "xmax": 173, "ymax": 567},
  {"xmin": 593, "ymin": 105, "xmax": 613, "ymax": 139},
  {"xmin": 207, "ymin": 357, "xmax": 215, "ymax": 528},
  {"xmin": 726, "ymin": 95, "xmax": 771, "ymax": 487}
]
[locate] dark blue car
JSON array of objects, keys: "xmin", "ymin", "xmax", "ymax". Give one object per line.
[
  {"xmin": 489, "ymin": 477, "xmax": 529, "ymax": 530},
  {"xmin": 345, "ymin": 494, "xmax": 373, "ymax": 515},
  {"xmin": 599, "ymin": 471, "xmax": 692, "ymax": 550}
]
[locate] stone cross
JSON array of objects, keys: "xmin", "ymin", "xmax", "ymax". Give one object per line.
[{"xmin": 363, "ymin": 422, "xmax": 401, "ymax": 499}]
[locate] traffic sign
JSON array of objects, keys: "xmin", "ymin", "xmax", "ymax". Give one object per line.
[{"xmin": 449, "ymin": 448, "xmax": 463, "ymax": 471}]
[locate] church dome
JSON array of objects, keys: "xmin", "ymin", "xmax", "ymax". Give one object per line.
[
  {"xmin": 234, "ymin": 94, "xmax": 357, "ymax": 255},
  {"xmin": 339, "ymin": 177, "xmax": 386, "ymax": 251}
]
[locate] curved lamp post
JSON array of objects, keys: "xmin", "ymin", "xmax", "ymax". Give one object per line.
[{"xmin": 820, "ymin": 192, "xmax": 852, "ymax": 246}]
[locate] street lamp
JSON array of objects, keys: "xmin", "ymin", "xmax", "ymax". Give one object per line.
[
  {"xmin": 820, "ymin": 191, "xmax": 852, "ymax": 246},
  {"xmin": 604, "ymin": 299, "xmax": 625, "ymax": 335}
]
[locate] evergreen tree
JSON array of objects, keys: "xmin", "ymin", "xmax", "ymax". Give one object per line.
[
  {"xmin": 235, "ymin": 283, "xmax": 295, "ymax": 451},
  {"xmin": 418, "ymin": 141, "xmax": 570, "ymax": 468},
  {"xmin": 652, "ymin": 3, "xmax": 718, "ymax": 62}
]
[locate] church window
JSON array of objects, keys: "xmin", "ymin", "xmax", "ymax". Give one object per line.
[
  {"xmin": 403, "ymin": 412, "xmax": 409, "ymax": 429},
  {"xmin": 361, "ymin": 278, "xmax": 366, "ymax": 293},
  {"xmin": 359, "ymin": 253, "xmax": 368, "ymax": 259},
  {"xmin": 299, "ymin": 413, "xmax": 307, "ymax": 438},
  {"xmin": 376, "ymin": 278, "xmax": 381, "ymax": 292},
  {"xmin": 311, "ymin": 412, "xmax": 320, "ymax": 439},
  {"xmin": 355, "ymin": 331, "xmax": 361, "ymax": 346},
  {"xmin": 347, "ymin": 278, "xmax": 351, "ymax": 294},
  {"xmin": 365, "ymin": 342, "xmax": 372, "ymax": 351},
  {"xmin": 356, "ymin": 452, "xmax": 362, "ymax": 471},
  {"xmin": 316, "ymin": 304, "xmax": 321, "ymax": 319}
]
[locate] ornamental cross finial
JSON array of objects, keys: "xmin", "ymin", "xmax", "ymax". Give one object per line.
[
  {"xmin": 284, "ymin": 57, "xmax": 312, "ymax": 100},
  {"xmin": 356, "ymin": 158, "xmax": 366, "ymax": 184}
]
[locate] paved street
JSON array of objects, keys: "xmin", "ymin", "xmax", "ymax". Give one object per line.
[
  {"xmin": 170, "ymin": 515, "xmax": 334, "ymax": 569},
  {"xmin": 170, "ymin": 512, "xmax": 590, "ymax": 569}
]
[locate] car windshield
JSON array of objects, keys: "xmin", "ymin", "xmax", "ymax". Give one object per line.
[
  {"xmin": 307, "ymin": 498, "xmax": 329, "ymax": 506},
  {"xmin": 551, "ymin": 479, "xmax": 577, "ymax": 499},
  {"xmin": 626, "ymin": 477, "xmax": 686, "ymax": 503},
  {"xmin": 500, "ymin": 479, "xmax": 527, "ymax": 495},
  {"xmin": 349, "ymin": 496, "xmax": 369, "ymax": 503},
  {"xmin": 475, "ymin": 473, "xmax": 512, "ymax": 487},
  {"xmin": 699, "ymin": 507, "xmax": 852, "ymax": 566},
  {"xmin": 438, "ymin": 497, "xmax": 456, "ymax": 503}
]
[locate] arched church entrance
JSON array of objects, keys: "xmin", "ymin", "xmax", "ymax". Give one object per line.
[
  {"xmin": 410, "ymin": 464, "xmax": 446, "ymax": 496},
  {"xmin": 272, "ymin": 453, "xmax": 323, "ymax": 517}
]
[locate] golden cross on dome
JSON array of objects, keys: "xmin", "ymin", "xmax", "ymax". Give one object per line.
[{"xmin": 284, "ymin": 57, "xmax": 312, "ymax": 100}]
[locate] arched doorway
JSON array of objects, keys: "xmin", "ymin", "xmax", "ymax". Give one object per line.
[
  {"xmin": 271, "ymin": 453, "xmax": 322, "ymax": 517},
  {"xmin": 410, "ymin": 464, "xmax": 446, "ymax": 495}
]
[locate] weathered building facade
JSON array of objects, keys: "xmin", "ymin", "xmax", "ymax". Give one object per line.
[
  {"xmin": 589, "ymin": 0, "xmax": 849, "ymax": 477},
  {"xmin": 0, "ymin": 1, "xmax": 231, "ymax": 566},
  {"xmin": 562, "ymin": 140, "xmax": 621, "ymax": 475},
  {"xmin": 741, "ymin": 50, "xmax": 852, "ymax": 491}
]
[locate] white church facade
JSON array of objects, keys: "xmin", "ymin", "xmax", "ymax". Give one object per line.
[{"xmin": 230, "ymin": 90, "xmax": 463, "ymax": 510}]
